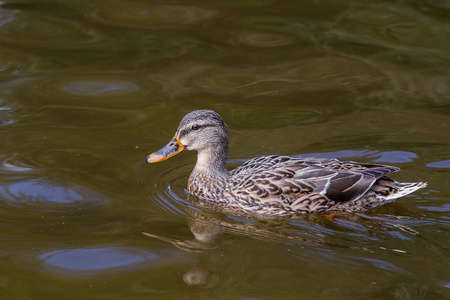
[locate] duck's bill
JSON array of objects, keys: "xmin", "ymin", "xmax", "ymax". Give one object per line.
[{"xmin": 146, "ymin": 135, "xmax": 186, "ymax": 163}]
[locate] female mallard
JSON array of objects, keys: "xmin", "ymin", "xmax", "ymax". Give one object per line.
[{"xmin": 146, "ymin": 110, "xmax": 426, "ymax": 217}]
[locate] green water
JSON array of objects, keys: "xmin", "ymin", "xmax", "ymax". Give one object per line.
[{"xmin": 0, "ymin": 0, "xmax": 449, "ymax": 299}]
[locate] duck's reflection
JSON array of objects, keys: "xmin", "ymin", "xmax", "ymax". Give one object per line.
[
  {"xmin": 143, "ymin": 195, "xmax": 417, "ymax": 285},
  {"xmin": 144, "ymin": 195, "xmax": 324, "ymax": 248},
  {"xmin": 143, "ymin": 210, "xmax": 223, "ymax": 254},
  {"xmin": 143, "ymin": 204, "xmax": 225, "ymax": 285},
  {"xmin": 142, "ymin": 196, "xmax": 323, "ymax": 285},
  {"xmin": 182, "ymin": 267, "xmax": 212, "ymax": 286}
]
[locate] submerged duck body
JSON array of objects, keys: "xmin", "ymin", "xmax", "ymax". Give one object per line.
[{"xmin": 147, "ymin": 110, "xmax": 426, "ymax": 217}]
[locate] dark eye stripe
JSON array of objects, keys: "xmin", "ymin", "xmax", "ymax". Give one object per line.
[{"xmin": 179, "ymin": 124, "xmax": 215, "ymax": 138}]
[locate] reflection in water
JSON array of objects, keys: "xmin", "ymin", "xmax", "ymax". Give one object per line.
[
  {"xmin": 369, "ymin": 151, "xmax": 418, "ymax": 163},
  {"xmin": 0, "ymin": 154, "xmax": 34, "ymax": 173},
  {"xmin": 299, "ymin": 149, "xmax": 421, "ymax": 164},
  {"xmin": 183, "ymin": 267, "xmax": 212, "ymax": 286},
  {"xmin": 144, "ymin": 207, "xmax": 224, "ymax": 254},
  {"xmin": 426, "ymin": 159, "xmax": 450, "ymax": 168},
  {"xmin": 358, "ymin": 257, "xmax": 408, "ymax": 274},
  {"xmin": 39, "ymin": 247, "xmax": 155, "ymax": 271},
  {"xmin": 16, "ymin": 246, "xmax": 190, "ymax": 278},
  {"xmin": 0, "ymin": 177, "xmax": 107, "ymax": 209},
  {"xmin": 143, "ymin": 197, "xmax": 427, "ymax": 286}
]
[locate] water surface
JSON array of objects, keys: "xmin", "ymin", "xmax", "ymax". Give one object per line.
[{"xmin": 0, "ymin": 0, "xmax": 449, "ymax": 299}]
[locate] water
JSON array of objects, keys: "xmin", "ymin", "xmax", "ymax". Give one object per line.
[{"xmin": 0, "ymin": 0, "xmax": 449, "ymax": 299}]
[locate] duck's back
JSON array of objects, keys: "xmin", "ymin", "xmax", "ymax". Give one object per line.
[{"xmin": 227, "ymin": 155, "xmax": 403, "ymax": 214}]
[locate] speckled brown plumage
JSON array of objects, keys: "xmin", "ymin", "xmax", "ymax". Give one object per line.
[{"xmin": 147, "ymin": 110, "xmax": 427, "ymax": 217}]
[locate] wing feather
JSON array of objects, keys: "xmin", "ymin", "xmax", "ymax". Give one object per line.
[{"xmin": 231, "ymin": 155, "xmax": 400, "ymax": 203}]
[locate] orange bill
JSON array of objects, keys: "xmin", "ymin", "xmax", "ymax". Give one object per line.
[{"xmin": 146, "ymin": 135, "xmax": 186, "ymax": 163}]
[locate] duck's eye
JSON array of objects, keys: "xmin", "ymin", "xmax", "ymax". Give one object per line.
[{"xmin": 191, "ymin": 124, "xmax": 200, "ymax": 130}]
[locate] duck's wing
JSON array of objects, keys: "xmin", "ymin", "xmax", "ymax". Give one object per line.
[
  {"xmin": 231, "ymin": 156, "xmax": 399, "ymax": 203},
  {"xmin": 299, "ymin": 158, "xmax": 399, "ymax": 202}
]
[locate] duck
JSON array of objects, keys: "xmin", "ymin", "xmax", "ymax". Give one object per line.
[{"xmin": 146, "ymin": 110, "xmax": 427, "ymax": 217}]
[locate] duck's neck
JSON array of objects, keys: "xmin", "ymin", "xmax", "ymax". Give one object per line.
[
  {"xmin": 194, "ymin": 146, "xmax": 229, "ymax": 177},
  {"xmin": 188, "ymin": 145, "xmax": 230, "ymax": 199}
]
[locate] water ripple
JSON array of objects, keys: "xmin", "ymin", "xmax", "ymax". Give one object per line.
[
  {"xmin": 358, "ymin": 257, "xmax": 409, "ymax": 274},
  {"xmin": 138, "ymin": 158, "xmax": 194, "ymax": 217},
  {"xmin": 0, "ymin": 49, "xmax": 39, "ymax": 74},
  {"xmin": 158, "ymin": 56, "xmax": 388, "ymax": 96},
  {"xmin": 8, "ymin": 74, "xmax": 158, "ymax": 128},
  {"xmin": 230, "ymin": 30, "xmax": 296, "ymax": 47},
  {"xmin": 61, "ymin": 80, "xmax": 141, "ymax": 97},
  {"xmin": 237, "ymin": 15, "xmax": 312, "ymax": 35},
  {"xmin": 423, "ymin": 75, "xmax": 450, "ymax": 101},
  {"xmin": 10, "ymin": 150, "xmax": 104, "ymax": 174},
  {"xmin": 0, "ymin": 10, "xmax": 103, "ymax": 49},
  {"xmin": 88, "ymin": 2, "xmax": 218, "ymax": 30},
  {"xmin": 230, "ymin": 107, "xmax": 331, "ymax": 128},
  {"xmin": 334, "ymin": 4, "xmax": 448, "ymax": 49},
  {"xmin": 20, "ymin": 74, "xmax": 158, "ymax": 104},
  {"xmin": 31, "ymin": 105, "xmax": 140, "ymax": 129}
]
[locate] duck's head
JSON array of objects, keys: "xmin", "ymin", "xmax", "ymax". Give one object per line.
[{"xmin": 146, "ymin": 110, "xmax": 228, "ymax": 163}]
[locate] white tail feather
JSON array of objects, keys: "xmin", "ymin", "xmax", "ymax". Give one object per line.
[{"xmin": 386, "ymin": 182, "xmax": 428, "ymax": 200}]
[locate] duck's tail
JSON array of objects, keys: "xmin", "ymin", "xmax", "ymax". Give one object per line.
[
  {"xmin": 385, "ymin": 181, "xmax": 428, "ymax": 200},
  {"xmin": 332, "ymin": 180, "xmax": 427, "ymax": 212}
]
